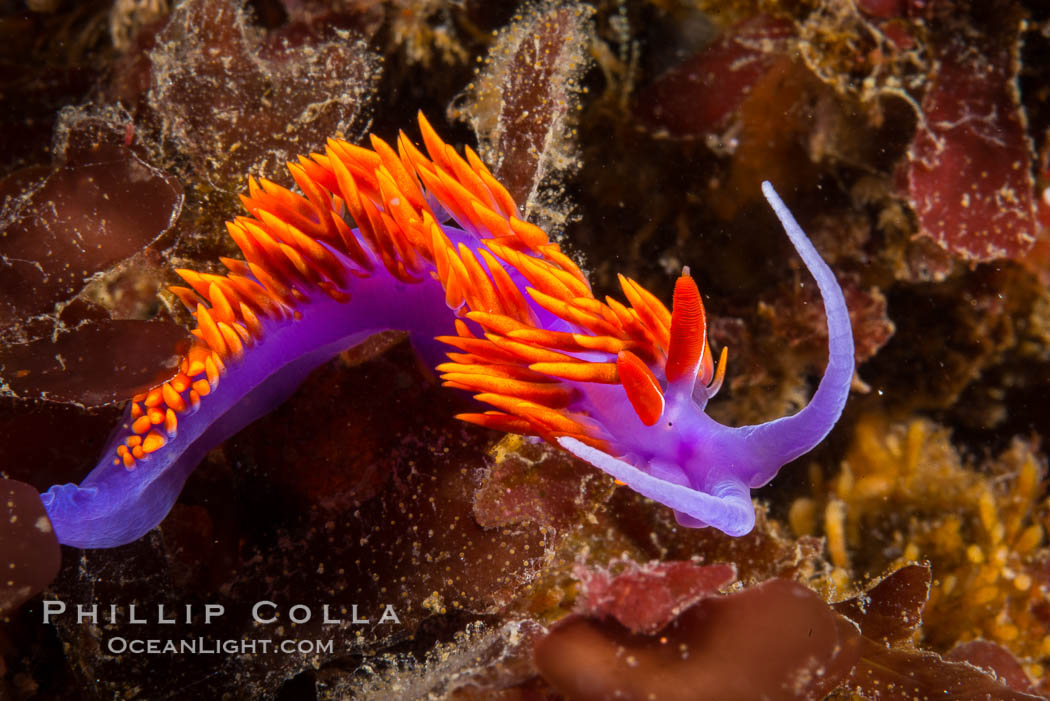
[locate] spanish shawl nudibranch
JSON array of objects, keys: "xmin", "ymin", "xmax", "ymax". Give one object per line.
[{"xmin": 39, "ymin": 114, "xmax": 854, "ymax": 548}]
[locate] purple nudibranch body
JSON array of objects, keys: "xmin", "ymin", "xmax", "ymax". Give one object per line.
[{"xmin": 38, "ymin": 117, "xmax": 853, "ymax": 548}]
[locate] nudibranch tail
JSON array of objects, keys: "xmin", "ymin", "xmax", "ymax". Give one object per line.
[{"xmin": 38, "ymin": 114, "xmax": 853, "ymax": 548}]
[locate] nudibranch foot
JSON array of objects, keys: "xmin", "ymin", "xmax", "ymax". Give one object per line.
[{"xmin": 38, "ymin": 112, "xmax": 853, "ymax": 547}]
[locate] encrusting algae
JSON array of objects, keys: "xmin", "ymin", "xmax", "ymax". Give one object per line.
[{"xmin": 791, "ymin": 412, "xmax": 1050, "ymax": 670}]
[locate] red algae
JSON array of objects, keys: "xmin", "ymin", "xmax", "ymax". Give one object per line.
[
  {"xmin": 846, "ymin": 640, "xmax": 1044, "ymax": 701},
  {"xmin": 830, "ymin": 563, "xmax": 1042, "ymax": 699},
  {"xmin": 0, "ymin": 479, "xmax": 60, "ymax": 618},
  {"xmin": 0, "ymin": 124, "xmax": 183, "ymax": 337},
  {"xmin": 534, "ymin": 578, "xmax": 861, "ymax": 701},
  {"xmin": 473, "ymin": 436, "xmax": 614, "ymax": 531},
  {"xmin": 635, "ymin": 14, "xmax": 794, "ymax": 137},
  {"xmin": 0, "ymin": 397, "xmax": 121, "ymax": 491},
  {"xmin": 0, "ymin": 319, "xmax": 189, "ymax": 405},
  {"xmin": 832, "ymin": 563, "xmax": 930, "ymax": 646},
  {"xmin": 948, "ymin": 640, "xmax": 1040, "ymax": 695},
  {"xmin": 856, "ymin": 0, "xmax": 906, "ymax": 18},
  {"xmin": 572, "ymin": 559, "xmax": 735, "ymax": 634},
  {"xmin": 905, "ymin": 23, "xmax": 1036, "ymax": 261},
  {"xmin": 0, "ymin": 112, "xmax": 189, "ymax": 406},
  {"xmin": 532, "ymin": 561, "xmax": 1040, "ymax": 700}
]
